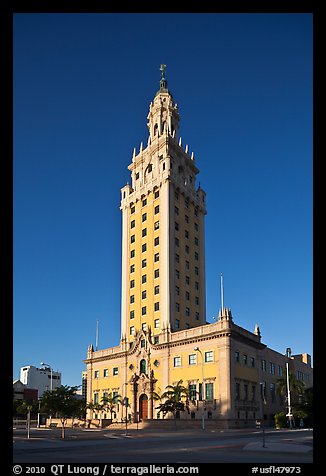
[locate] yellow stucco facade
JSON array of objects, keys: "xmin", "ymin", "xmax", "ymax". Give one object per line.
[{"xmin": 84, "ymin": 69, "xmax": 312, "ymax": 428}]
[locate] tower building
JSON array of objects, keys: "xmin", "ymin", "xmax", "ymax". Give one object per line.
[
  {"xmin": 84, "ymin": 67, "xmax": 312, "ymax": 428},
  {"xmin": 120, "ymin": 65, "xmax": 206, "ymax": 343}
]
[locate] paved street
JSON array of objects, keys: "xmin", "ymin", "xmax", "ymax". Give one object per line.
[{"xmin": 13, "ymin": 427, "xmax": 313, "ymax": 464}]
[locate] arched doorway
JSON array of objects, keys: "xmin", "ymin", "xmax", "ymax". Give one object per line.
[{"xmin": 139, "ymin": 394, "xmax": 148, "ymax": 420}]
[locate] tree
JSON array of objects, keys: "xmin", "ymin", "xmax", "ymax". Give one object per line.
[
  {"xmin": 40, "ymin": 385, "xmax": 81, "ymax": 438},
  {"xmin": 155, "ymin": 379, "xmax": 189, "ymax": 427},
  {"xmin": 15, "ymin": 400, "xmax": 34, "ymax": 438},
  {"xmin": 101, "ymin": 392, "xmax": 121, "ymax": 420},
  {"xmin": 276, "ymin": 372, "xmax": 305, "ymax": 406}
]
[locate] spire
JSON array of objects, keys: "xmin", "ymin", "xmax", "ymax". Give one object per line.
[{"xmin": 159, "ymin": 64, "xmax": 168, "ymax": 91}]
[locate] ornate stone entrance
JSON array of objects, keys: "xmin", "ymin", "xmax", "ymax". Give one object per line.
[{"xmin": 129, "ymin": 369, "xmax": 157, "ymax": 422}]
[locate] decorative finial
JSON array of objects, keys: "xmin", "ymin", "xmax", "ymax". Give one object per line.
[{"xmin": 159, "ymin": 64, "xmax": 168, "ymax": 90}]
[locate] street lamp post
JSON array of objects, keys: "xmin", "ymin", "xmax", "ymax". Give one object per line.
[
  {"xmin": 194, "ymin": 347, "xmax": 205, "ymax": 430},
  {"xmin": 41, "ymin": 362, "xmax": 53, "ymax": 424},
  {"xmin": 285, "ymin": 362, "xmax": 293, "ymax": 429}
]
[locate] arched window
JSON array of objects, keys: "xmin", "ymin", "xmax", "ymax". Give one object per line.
[
  {"xmin": 140, "ymin": 359, "xmax": 146, "ymax": 374},
  {"xmin": 154, "ymin": 123, "xmax": 158, "ymax": 135}
]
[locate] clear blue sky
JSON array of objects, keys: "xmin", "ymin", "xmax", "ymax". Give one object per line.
[{"xmin": 13, "ymin": 13, "xmax": 313, "ymax": 387}]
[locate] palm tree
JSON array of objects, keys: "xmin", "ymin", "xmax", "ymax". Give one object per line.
[
  {"xmin": 276, "ymin": 372, "xmax": 305, "ymax": 408},
  {"xmin": 156, "ymin": 379, "xmax": 189, "ymax": 427},
  {"xmin": 101, "ymin": 392, "xmax": 122, "ymax": 421}
]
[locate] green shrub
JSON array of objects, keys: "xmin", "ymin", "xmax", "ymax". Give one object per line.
[{"xmin": 274, "ymin": 412, "xmax": 287, "ymax": 428}]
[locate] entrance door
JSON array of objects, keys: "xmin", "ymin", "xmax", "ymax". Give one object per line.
[{"xmin": 139, "ymin": 394, "xmax": 148, "ymax": 420}]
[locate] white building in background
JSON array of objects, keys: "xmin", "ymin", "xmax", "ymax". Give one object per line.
[{"xmin": 20, "ymin": 365, "xmax": 61, "ymax": 398}]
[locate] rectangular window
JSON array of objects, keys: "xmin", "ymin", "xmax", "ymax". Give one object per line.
[
  {"xmin": 94, "ymin": 392, "xmax": 99, "ymax": 404},
  {"xmin": 142, "ymin": 323, "xmax": 147, "ymax": 331},
  {"xmin": 195, "ymin": 281, "xmax": 199, "ymax": 290},
  {"xmin": 154, "ymin": 285, "xmax": 160, "ymax": 295},
  {"xmin": 189, "ymin": 354, "xmax": 197, "ymax": 365},
  {"xmin": 252, "ymin": 385, "xmax": 256, "ymax": 401},
  {"xmin": 130, "ymin": 264, "xmax": 135, "ymax": 273},
  {"xmin": 176, "ymin": 286, "xmax": 180, "ymax": 295},
  {"xmin": 136, "ymin": 172, "xmax": 139, "ymax": 180},
  {"xmin": 176, "ymin": 269, "xmax": 180, "ymax": 279},
  {"xmin": 270, "ymin": 362, "xmax": 275, "ymax": 374},
  {"xmin": 130, "ymin": 326, "xmax": 135, "ymax": 335},
  {"xmin": 185, "ymin": 214, "xmax": 189, "ymax": 222},
  {"xmin": 195, "ymin": 312, "xmax": 199, "ymax": 320},
  {"xmin": 154, "ymin": 336, "xmax": 159, "ymax": 344},
  {"xmin": 130, "ymin": 310, "xmax": 134, "ymax": 319},
  {"xmin": 154, "ymin": 319, "xmax": 160, "ymax": 329},
  {"xmin": 186, "ymin": 291, "xmax": 190, "ymax": 300},
  {"xmin": 175, "ymin": 238, "xmax": 179, "ymax": 247},
  {"xmin": 195, "ymin": 222, "xmax": 198, "ymax": 231},
  {"xmin": 142, "ymin": 306, "xmax": 146, "ymax": 315},
  {"xmin": 185, "ymin": 230, "xmax": 189, "ymax": 239},
  {"xmin": 235, "ymin": 351, "xmax": 240, "ymax": 362},
  {"xmin": 154, "ymin": 253, "xmax": 159, "ymax": 262},
  {"xmin": 270, "ymin": 383, "xmax": 276, "ymax": 402},
  {"xmin": 195, "ymin": 252, "xmax": 199, "ymax": 260},
  {"xmin": 185, "ymin": 245, "xmax": 189, "ymax": 254},
  {"xmin": 113, "ymin": 367, "xmax": 118, "ymax": 376},
  {"xmin": 235, "ymin": 383, "xmax": 240, "ymax": 401},
  {"xmin": 142, "ymin": 258, "xmax": 147, "ymax": 268},
  {"xmin": 94, "ymin": 370, "xmax": 99, "ymax": 379},
  {"xmin": 250, "ymin": 357, "xmax": 255, "ymax": 367},
  {"xmin": 131, "ymin": 234, "xmax": 135, "ymax": 243},
  {"xmin": 278, "ymin": 365, "xmax": 283, "ymax": 377},
  {"xmin": 244, "ymin": 384, "xmax": 248, "ymax": 401},
  {"xmin": 195, "ymin": 296, "xmax": 199, "ymax": 305},
  {"xmin": 195, "ymin": 266, "xmax": 199, "ymax": 275},
  {"xmin": 195, "ymin": 237, "xmax": 199, "ymax": 246},
  {"xmin": 154, "ymin": 237, "xmax": 159, "ymax": 246},
  {"xmin": 103, "ymin": 369, "xmax": 109, "ymax": 377},
  {"xmin": 142, "ymin": 290, "xmax": 147, "ymax": 299},
  {"xmin": 175, "ymin": 191, "xmax": 179, "ymax": 200},
  {"xmin": 130, "ymin": 280, "xmax": 135, "ymax": 288},
  {"xmin": 243, "ymin": 354, "xmax": 248, "ymax": 366},
  {"xmin": 154, "ymin": 221, "xmax": 160, "ymax": 230},
  {"xmin": 175, "ymin": 206, "xmax": 179, "ymax": 215},
  {"xmin": 194, "ymin": 207, "xmax": 198, "ymax": 216},
  {"xmin": 176, "ymin": 302, "xmax": 180, "ymax": 312},
  {"xmin": 142, "ymin": 228, "xmax": 147, "ymax": 237},
  {"xmin": 175, "ymin": 222, "xmax": 179, "ymax": 231},
  {"xmin": 175, "ymin": 253, "xmax": 180, "ymax": 263},
  {"xmin": 154, "ymin": 205, "xmax": 160, "ymax": 214},
  {"xmin": 188, "ymin": 384, "xmax": 197, "ymax": 400},
  {"xmin": 186, "ymin": 276, "xmax": 190, "ymax": 285},
  {"xmin": 130, "ymin": 249, "xmax": 135, "ymax": 258},
  {"xmin": 261, "ymin": 359, "xmax": 266, "ymax": 371},
  {"xmin": 142, "ymin": 274, "xmax": 147, "ymax": 284},
  {"xmin": 205, "ymin": 383, "xmax": 214, "ymax": 400},
  {"xmin": 142, "ymin": 198, "xmax": 147, "ymax": 206},
  {"xmin": 142, "ymin": 213, "xmax": 147, "ymax": 222},
  {"xmin": 205, "ymin": 351, "xmax": 213, "ymax": 363},
  {"xmin": 154, "ymin": 302, "xmax": 159, "ymax": 311},
  {"xmin": 154, "ymin": 269, "xmax": 159, "ymax": 278},
  {"xmin": 130, "ymin": 295, "xmax": 134, "ymax": 304},
  {"xmin": 186, "ymin": 260, "xmax": 190, "ymax": 270},
  {"xmin": 175, "ymin": 319, "xmax": 180, "ymax": 329},
  {"xmin": 154, "ymin": 190, "xmax": 159, "ymax": 199},
  {"xmin": 186, "ymin": 307, "xmax": 190, "ymax": 316},
  {"xmin": 142, "ymin": 243, "xmax": 147, "ymax": 252},
  {"xmin": 141, "ymin": 339, "xmax": 145, "ymax": 348},
  {"xmin": 173, "ymin": 356, "xmax": 181, "ymax": 367},
  {"xmin": 131, "ymin": 206, "xmax": 135, "ymax": 214},
  {"xmin": 131, "ymin": 220, "xmax": 135, "ymax": 228}
]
